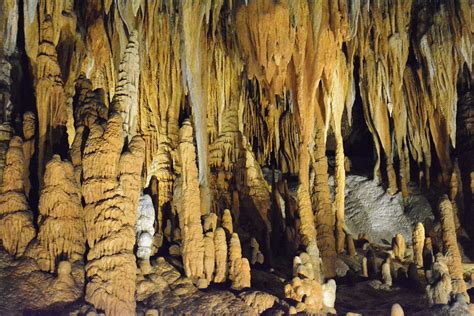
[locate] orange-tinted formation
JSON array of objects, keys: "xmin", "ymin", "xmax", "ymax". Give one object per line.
[{"xmin": 0, "ymin": 1, "xmax": 473, "ymax": 314}]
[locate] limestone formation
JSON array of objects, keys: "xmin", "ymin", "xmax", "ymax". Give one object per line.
[
  {"xmin": 423, "ymin": 237, "xmax": 435, "ymax": 272},
  {"xmin": 426, "ymin": 253, "xmax": 452, "ymax": 306},
  {"xmin": 362, "ymin": 257, "xmax": 368, "ymax": 278},
  {"xmin": 347, "ymin": 234, "xmax": 356, "ymax": 257},
  {"xmin": 222, "ymin": 208, "xmax": 233, "ymax": 235},
  {"xmin": 203, "ymin": 213, "xmax": 217, "ymax": 234},
  {"xmin": 22, "ymin": 112, "xmax": 35, "ymax": 196},
  {"xmin": 82, "ymin": 112, "xmax": 144, "ymax": 314},
  {"xmin": 0, "ymin": 1, "xmax": 472, "ymax": 314},
  {"xmin": 229, "ymin": 233, "xmax": 242, "ymax": 282},
  {"xmin": 173, "ymin": 120, "xmax": 204, "ymax": 282},
  {"xmin": 284, "ymin": 277, "xmax": 324, "ymax": 313},
  {"xmin": 392, "ymin": 234, "xmax": 406, "ymax": 262},
  {"xmin": 427, "ymin": 273, "xmax": 453, "ymax": 306},
  {"xmin": 136, "ymin": 195, "xmax": 156, "ymax": 271},
  {"xmin": 239, "ymin": 291, "xmax": 276, "ymax": 314},
  {"xmin": 413, "ymin": 223, "xmax": 425, "ymax": 268},
  {"xmin": 382, "ymin": 261, "xmax": 393, "ymax": 287},
  {"xmin": 322, "ymin": 279, "xmax": 337, "ymax": 314},
  {"xmin": 250, "ymin": 237, "xmax": 264, "ymax": 265},
  {"xmin": 203, "ymin": 232, "xmax": 215, "ymax": 284},
  {"xmin": 0, "ymin": 137, "xmax": 35, "ymax": 257},
  {"xmin": 214, "ymin": 227, "xmax": 228, "ymax": 283},
  {"xmin": 110, "ymin": 31, "xmax": 140, "ymax": 136},
  {"xmin": 439, "ymin": 196, "xmax": 469, "ymax": 301},
  {"xmin": 37, "ymin": 155, "xmax": 84, "ymax": 272},
  {"xmin": 391, "ymin": 304, "xmax": 404, "ymax": 316},
  {"xmin": 293, "ymin": 253, "xmax": 316, "ymax": 280},
  {"xmin": 231, "ymin": 258, "xmax": 251, "ymax": 290}
]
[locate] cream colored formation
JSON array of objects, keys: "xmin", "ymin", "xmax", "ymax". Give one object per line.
[{"xmin": 0, "ymin": 0, "xmax": 472, "ymax": 314}]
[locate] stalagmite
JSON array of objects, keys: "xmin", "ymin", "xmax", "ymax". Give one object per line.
[
  {"xmin": 322, "ymin": 279, "xmax": 337, "ymax": 314},
  {"xmin": 203, "ymin": 231, "xmax": 215, "ymax": 285},
  {"xmin": 347, "ymin": 234, "xmax": 356, "ymax": 257},
  {"xmin": 82, "ymin": 112, "xmax": 143, "ymax": 314},
  {"xmin": 228, "ymin": 232, "xmax": 251, "ymax": 290},
  {"xmin": 173, "ymin": 120, "xmax": 204, "ymax": 282},
  {"xmin": 0, "ymin": 136, "xmax": 36, "ymax": 257},
  {"xmin": 229, "ymin": 233, "xmax": 243, "ymax": 282},
  {"xmin": 391, "ymin": 304, "xmax": 404, "ymax": 316},
  {"xmin": 382, "ymin": 261, "xmax": 392, "ymax": 287},
  {"xmin": 214, "ymin": 227, "xmax": 228, "ymax": 283},
  {"xmin": 413, "ymin": 223, "xmax": 425, "ymax": 268},
  {"xmin": 250, "ymin": 237, "xmax": 264, "ymax": 265},
  {"xmin": 439, "ymin": 196, "xmax": 469, "ymax": 302},
  {"xmin": 37, "ymin": 155, "xmax": 84, "ymax": 272},
  {"xmin": 284, "ymin": 277, "xmax": 324, "ymax": 313},
  {"xmin": 231, "ymin": 258, "xmax": 251, "ymax": 290},
  {"xmin": 222, "ymin": 209, "xmax": 233, "ymax": 235},
  {"xmin": 136, "ymin": 195, "xmax": 155, "ymax": 273},
  {"xmin": 362, "ymin": 257, "xmax": 368, "ymax": 277},
  {"xmin": 427, "ymin": 272, "xmax": 452, "ymax": 306},
  {"xmin": 392, "ymin": 234, "xmax": 406, "ymax": 262},
  {"xmin": 203, "ymin": 213, "xmax": 217, "ymax": 234},
  {"xmin": 22, "ymin": 112, "xmax": 35, "ymax": 196}
]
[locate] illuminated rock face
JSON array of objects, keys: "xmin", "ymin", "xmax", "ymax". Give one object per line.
[
  {"xmin": 0, "ymin": 137, "xmax": 35, "ymax": 257},
  {"xmin": 0, "ymin": 0, "xmax": 472, "ymax": 314},
  {"xmin": 37, "ymin": 155, "xmax": 84, "ymax": 272}
]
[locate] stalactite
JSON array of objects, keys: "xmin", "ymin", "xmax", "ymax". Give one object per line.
[
  {"xmin": 37, "ymin": 155, "xmax": 84, "ymax": 272},
  {"xmin": 34, "ymin": 3, "xmax": 68, "ymax": 181},
  {"xmin": 413, "ymin": 2, "xmax": 469, "ymax": 185},
  {"xmin": 0, "ymin": 137, "xmax": 36, "ymax": 257},
  {"xmin": 354, "ymin": 0, "xmax": 412, "ymax": 195},
  {"xmin": 110, "ymin": 31, "xmax": 140, "ymax": 137},
  {"xmin": 403, "ymin": 67, "xmax": 432, "ymax": 188},
  {"xmin": 82, "ymin": 12, "xmax": 115, "ymax": 103},
  {"xmin": 180, "ymin": 1, "xmax": 212, "ymax": 215},
  {"xmin": 324, "ymin": 49, "xmax": 352, "ymax": 254}
]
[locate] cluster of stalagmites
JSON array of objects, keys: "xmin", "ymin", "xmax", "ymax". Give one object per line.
[{"xmin": 349, "ymin": 196, "xmax": 472, "ymax": 310}]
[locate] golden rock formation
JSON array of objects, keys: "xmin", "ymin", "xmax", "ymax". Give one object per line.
[
  {"xmin": 0, "ymin": 0, "xmax": 473, "ymax": 314},
  {"xmin": 37, "ymin": 155, "xmax": 84, "ymax": 272},
  {"xmin": 439, "ymin": 196, "xmax": 469, "ymax": 302},
  {"xmin": 413, "ymin": 223, "xmax": 425, "ymax": 268},
  {"xmin": 203, "ymin": 231, "xmax": 215, "ymax": 284},
  {"xmin": 0, "ymin": 137, "xmax": 35, "ymax": 257},
  {"xmin": 284, "ymin": 277, "xmax": 324, "ymax": 313},
  {"xmin": 136, "ymin": 194, "xmax": 155, "ymax": 272},
  {"xmin": 214, "ymin": 227, "xmax": 228, "ymax": 283},
  {"xmin": 392, "ymin": 234, "xmax": 406, "ymax": 262},
  {"xmin": 82, "ymin": 111, "xmax": 144, "ymax": 314},
  {"xmin": 222, "ymin": 208, "xmax": 233, "ymax": 235},
  {"xmin": 173, "ymin": 120, "xmax": 205, "ymax": 282},
  {"xmin": 22, "ymin": 112, "xmax": 35, "ymax": 196}
]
